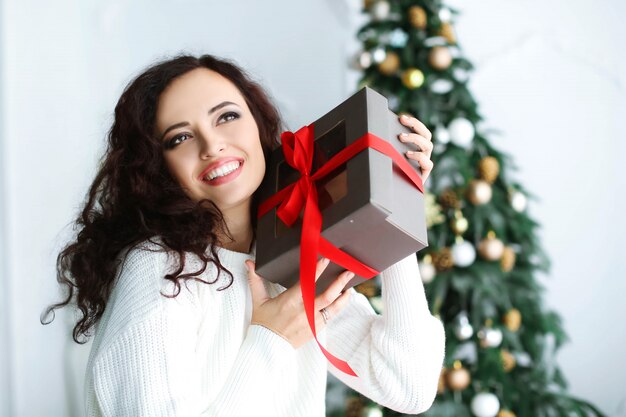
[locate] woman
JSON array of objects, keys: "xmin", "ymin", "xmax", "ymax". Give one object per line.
[{"xmin": 42, "ymin": 54, "xmax": 445, "ymax": 417}]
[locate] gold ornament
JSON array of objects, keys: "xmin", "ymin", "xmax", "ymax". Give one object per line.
[
  {"xmin": 345, "ymin": 396, "xmax": 364, "ymax": 417},
  {"xmin": 478, "ymin": 156, "xmax": 500, "ymax": 184},
  {"xmin": 497, "ymin": 410, "xmax": 517, "ymax": 417},
  {"xmin": 425, "ymin": 192, "xmax": 445, "ymax": 227},
  {"xmin": 354, "ymin": 279, "xmax": 377, "ymax": 298},
  {"xmin": 446, "ymin": 360, "xmax": 471, "ymax": 391},
  {"xmin": 467, "ymin": 179, "xmax": 493, "ymax": 205},
  {"xmin": 437, "ymin": 367, "xmax": 447, "ymax": 394},
  {"xmin": 378, "ymin": 51, "xmax": 400, "ymax": 75},
  {"xmin": 428, "ymin": 46, "xmax": 453, "ymax": 71},
  {"xmin": 478, "ymin": 231, "xmax": 505, "ymax": 261},
  {"xmin": 432, "ymin": 248, "xmax": 454, "ymax": 272},
  {"xmin": 401, "ymin": 68, "xmax": 425, "ymax": 89},
  {"xmin": 408, "ymin": 6, "xmax": 427, "ymax": 29},
  {"xmin": 439, "ymin": 188, "xmax": 461, "ymax": 209},
  {"xmin": 451, "ymin": 209, "xmax": 469, "ymax": 235},
  {"xmin": 503, "ymin": 308, "xmax": 522, "ymax": 332},
  {"xmin": 500, "ymin": 246, "xmax": 516, "ymax": 272},
  {"xmin": 439, "ymin": 22, "xmax": 457, "ymax": 44},
  {"xmin": 501, "ymin": 350, "xmax": 516, "ymax": 372}
]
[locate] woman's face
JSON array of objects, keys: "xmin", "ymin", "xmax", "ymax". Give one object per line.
[{"xmin": 156, "ymin": 68, "xmax": 265, "ymax": 214}]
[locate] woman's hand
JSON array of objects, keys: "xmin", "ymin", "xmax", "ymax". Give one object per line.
[
  {"xmin": 245, "ymin": 258, "xmax": 352, "ymax": 349},
  {"xmin": 398, "ymin": 114, "xmax": 434, "ymax": 183}
]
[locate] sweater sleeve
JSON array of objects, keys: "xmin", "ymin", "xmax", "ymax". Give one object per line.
[
  {"xmin": 325, "ymin": 253, "xmax": 446, "ymax": 414},
  {"xmin": 89, "ymin": 250, "xmax": 297, "ymax": 417}
]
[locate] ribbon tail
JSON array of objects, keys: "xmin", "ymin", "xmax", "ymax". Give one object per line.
[
  {"xmin": 318, "ymin": 237, "xmax": 379, "ymax": 279},
  {"xmin": 300, "ymin": 181, "xmax": 358, "ymax": 377}
]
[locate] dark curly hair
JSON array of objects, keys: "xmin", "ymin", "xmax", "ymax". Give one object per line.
[{"xmin": 41, "ymin": 53, "xmax": 283, "ymax": 343}]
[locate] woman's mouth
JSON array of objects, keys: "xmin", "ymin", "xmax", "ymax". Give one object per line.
[{"xmin": 202, "ymin": 161, "xmax": 244, "ymax": 186}]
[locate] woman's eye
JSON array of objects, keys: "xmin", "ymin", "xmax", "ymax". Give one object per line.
[
  {"xmin": 167, "ymin": 133, "xmax": 191, "ymax": 149},
  {"xmin": 220, "ymin": 111, "xmax": 240, "ymax": 123}
]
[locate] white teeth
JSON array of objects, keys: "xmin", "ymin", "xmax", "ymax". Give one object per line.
[{"xmin": 205, "ymin": 161, "xmax": 241, "ymax": 181}]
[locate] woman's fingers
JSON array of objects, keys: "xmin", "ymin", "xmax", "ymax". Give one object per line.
[
  {"xmin": 399, "ymin": 113, "xmax": 432, "ymax": 140},
  {"xmin": 398, "ymin": 114, "xmax": 434, "ymax": 183},
  {"xmin": 406, "ymin": 150, "xmax": 434, "ymax": 183},
  {"xmin": 398, "ymin": 132, "xmax": 433, "ymax": 157},
  {"xmin": 314, "ymin": 270, "xmax": 354, "ymax": 311}
]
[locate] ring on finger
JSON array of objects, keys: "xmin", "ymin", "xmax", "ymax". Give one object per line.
[{"xmin": 320, "ymin": 307, "xmax": 330, "ymax": 324}]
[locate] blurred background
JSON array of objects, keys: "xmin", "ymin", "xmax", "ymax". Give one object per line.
[{"xmin": 1, "ymin": 0, "xmax": 624, "ymax": 416}]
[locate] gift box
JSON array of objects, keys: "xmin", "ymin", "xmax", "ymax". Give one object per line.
[{"xmin": 255, "ymin": 86, "xmax": 428, "ymax": 296}]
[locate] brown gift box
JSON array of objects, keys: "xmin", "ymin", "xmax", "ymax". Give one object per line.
[{"xmin": 255, "ymin": 86, "xmax": 428, "ymax": 295}]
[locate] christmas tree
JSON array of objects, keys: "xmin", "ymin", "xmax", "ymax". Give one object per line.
[{"xmin": 326, "ymin": 1, "xmax": 606, "ymax": 416}]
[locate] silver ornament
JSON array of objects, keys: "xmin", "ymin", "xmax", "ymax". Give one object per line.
[
  {"xmin": 478, "ymin": 326, "xmax": 503, "ymax": 348},
  {"xmin": 388, "ymin": 28, "xmax": 409, "ymax": 48},
  {"xmin": 453, "ymin": 311, "xmax": 474, "ymax": 340}
]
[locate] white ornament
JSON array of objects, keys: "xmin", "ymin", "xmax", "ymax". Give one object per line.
[
  {"xmin": 370, "ymin": 0, "xmax": 390, "ymax": 21},
  {"xmin": 369, "ymin": 296, "xmax": 384, "ymax": 313},
  {"xmin": 423, "ymin": 36, "xmax": 448, "ymax": 47},
  {"xmin": 371, "ymin": 47, "xmax": 387, "ymax": 63},
  {"xmin": 448, "ymin": 117, "xmax": 475, "ymax": 148},
  {"xmin": 386, "ymin": 94, "xmax": 399, "ymax": 110},
  {"xmin": 430, "ymin": 78, "xmax": 454, "ymax": 94},
  {"xmin": 439, "ymin": 7, "xmax": 452, "ymax": 22},
  {"xmin": 434, "ymin": 124, "xmax": 451, "ymax": 144},
  {"xmin": 471, "ymin": 392, "xmax": 500, "ymax": 417},
  {"xmin": 478, "ymin": 326, "xmax": 503, "ymax": 348},
  {"xmin": 364, "ymin": 405, "xmax": 384, "ymax": 417},
  {"xmin": 453, "ymin": 67, "xmax": 470, "ymax": 82},
  {"xmin": 511, "ymin": 190, "xmax": 527, "ymax": 212},
  {"xmin": 452, "ymin": 239, "xmax": 476, "ymax": 267},
  {"xmin": 419, "ymin": 261, "xmax": 436, "ymax": 284},
  {"xmin": 356, "ymin": 51, "xmax": 373, "ymax": 69}
]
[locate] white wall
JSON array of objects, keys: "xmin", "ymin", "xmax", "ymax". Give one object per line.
[{"xmin": 1, "ymin": 0, "xmax": 624, "ymax": 416}]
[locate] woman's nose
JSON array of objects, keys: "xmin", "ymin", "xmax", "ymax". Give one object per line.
[{"xmin": 198, "ymin": 131, "xmax": 226, "ymax": 159}]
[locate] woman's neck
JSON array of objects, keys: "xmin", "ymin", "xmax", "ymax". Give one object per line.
[{"xmin": 219, "ymin": 201, "xmax": 254, "ymax": 254}]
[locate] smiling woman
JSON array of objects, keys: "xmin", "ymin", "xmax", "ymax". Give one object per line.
[
  {"xmin": 40, "ymin": 53, "xmax": 445, "ymax": 417},
  {"xmin": 157, "ymin": 68, "xmax": 267, "ymax": 253}
]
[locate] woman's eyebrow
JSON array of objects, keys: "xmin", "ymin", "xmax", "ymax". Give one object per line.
[{"xmin": 159, "ymin": 100, "xmax": 239, "ymax": 141}]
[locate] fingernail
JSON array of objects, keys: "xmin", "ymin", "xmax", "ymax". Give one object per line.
[
  {"xmin": 406, "ymin": 150, "xmax": 415, "ymax": 155},
  {"xmin": 322, "ymin": 257, "xmax": 330, "ymax": 264},
  {"xmin": 346, "ymin": 271, "xmax": 355, "ymax": 279},
  {"xmin": 401, "ymin": 114, "xmax": 409, "ymax": 120},
  {"xmin": 399, "ymin": 132, "xmax": 408, "ymax": 138}
]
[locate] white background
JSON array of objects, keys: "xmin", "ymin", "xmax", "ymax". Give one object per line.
[{"xmin": 1, "ymin": 0, "xmax": 624, "ymax": 416}]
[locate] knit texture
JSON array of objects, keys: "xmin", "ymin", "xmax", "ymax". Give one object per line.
[{"xmin": 84, "ymin": 238, "xmax": 445, "ymax": 416}]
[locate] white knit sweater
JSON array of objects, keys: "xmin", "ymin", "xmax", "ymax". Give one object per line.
[{"xmin": 84, "ymin": 238, "xmax": 445, "ymax": 417}]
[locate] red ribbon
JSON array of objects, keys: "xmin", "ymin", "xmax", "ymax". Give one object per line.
[{"xmin": 258, "ymin": 123, "xmax": 424, "ymax": 376}]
